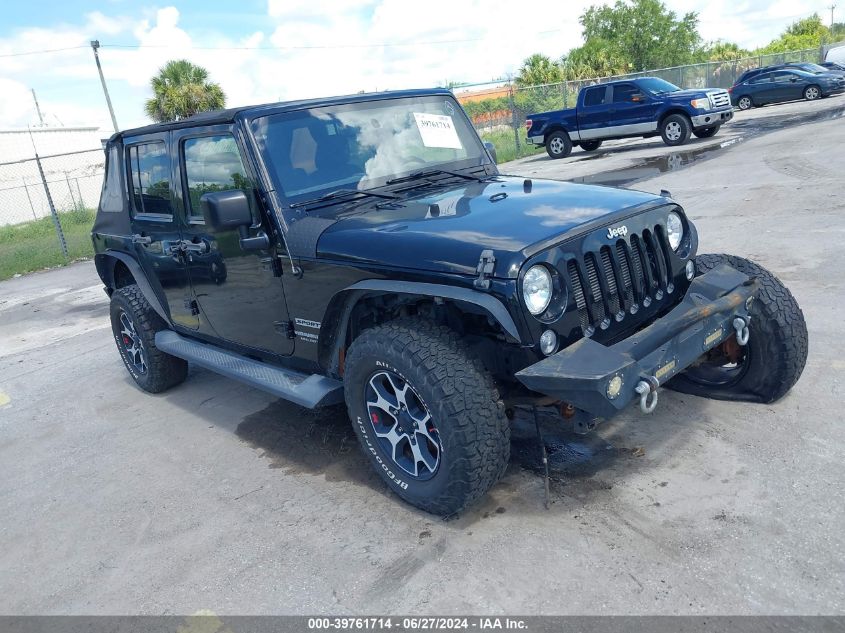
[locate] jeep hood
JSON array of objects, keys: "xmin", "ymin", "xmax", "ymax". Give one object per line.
[{"xmin": 316, "ymin": 176, "xmax": 666, "ymax": 277}]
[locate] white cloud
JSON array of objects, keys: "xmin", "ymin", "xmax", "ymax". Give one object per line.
[{"xmin": 0, "ymin": 0, "xmax": 833, "ymax": 136}]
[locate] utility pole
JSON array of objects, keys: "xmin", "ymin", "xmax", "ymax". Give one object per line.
[
  {"xmin": 30, "ymin": 89, "xmax": 45, "ymax": 127},
  {"xmin": 830, "ymin": 4, "xmax": 837, "ymax": 27},
  {"xmin": 90, "ymin": 40, "xmax": 119, "ymax": 133}
]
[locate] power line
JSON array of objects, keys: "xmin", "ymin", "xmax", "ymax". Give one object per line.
[{"xmin": 0, "ymin": 44, "xmax": 88, "ymax": 58}]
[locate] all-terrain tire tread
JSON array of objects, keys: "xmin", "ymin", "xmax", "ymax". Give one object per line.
[
  {"xmin": 111, "ymin": 285, "xmax": 188, "ymax": 393},
  {"xmin": 344, "ymin": 319, "xmax": 509, "ymax": 515}
]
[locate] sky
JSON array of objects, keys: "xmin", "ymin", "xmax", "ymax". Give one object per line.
[{"xmin": 0, "ymin": 0, "xmax": 834, "ymax": 134}]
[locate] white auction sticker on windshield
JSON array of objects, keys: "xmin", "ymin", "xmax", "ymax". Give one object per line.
[{"xmin": 413, "ymin": 112, "xmax": 463, "ymax": 149}]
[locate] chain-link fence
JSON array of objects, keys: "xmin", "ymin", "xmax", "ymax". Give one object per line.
[
  {"xmin": 460, "ymin": 47, "xmax": 825, "ymax": 163},
  {"xmin": 0, "ymin": 148, "xmax": 104, "ymax": 279}
]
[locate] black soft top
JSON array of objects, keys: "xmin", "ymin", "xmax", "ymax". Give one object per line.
[{"xmin": 112, "ymin": 88, "xmax": 454, "ymax": 141}]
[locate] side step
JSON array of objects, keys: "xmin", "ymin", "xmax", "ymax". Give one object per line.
[{"xmin": 154, "ymin": 330, "xmax": 343, "ymax": 409}]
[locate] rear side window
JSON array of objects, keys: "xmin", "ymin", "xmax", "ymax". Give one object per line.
[
  {"xmin": 99, "ymin": 145, "xmax": 124, "ymax": 213},
  {"xmin": 182, "ymin": 134, "xmax": 252, "ymax": 221},
  {"xmin": 612, "ymin": 84, "xmax": 640, "ymax": 102},
  {"xmin": 749, "ymin": 73, "xmax": 772, "ymax": 84},
  {"xmin": 583, "ymin": 86, "xmax": 608, "ymax": 107},
  {"xmin": 127, "ymin": 142, "xmax": 172, "ymax": 218}
]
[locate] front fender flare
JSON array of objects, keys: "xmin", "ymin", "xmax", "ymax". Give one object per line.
[{"xmin": 318, "ymin": 279, "xmax": 522, "ymax": 374}]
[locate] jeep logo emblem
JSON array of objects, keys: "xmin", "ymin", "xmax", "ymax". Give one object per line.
[{"xmin": 607, "ymin": 225, "xmax": 628, "ymax": 239}]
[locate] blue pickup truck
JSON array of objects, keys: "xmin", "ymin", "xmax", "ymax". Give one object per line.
[{"xmin": 526, "ymin": 77, "xmax": 734, "ymax": 159}]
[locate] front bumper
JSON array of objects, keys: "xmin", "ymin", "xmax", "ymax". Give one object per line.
[
  {"xmin": 515, "ymin": 264, "xmax": 759, "ymax": 420},
  {"xmin": 691, "ymin": 109, "xmax": 733, "ymax": 128}
]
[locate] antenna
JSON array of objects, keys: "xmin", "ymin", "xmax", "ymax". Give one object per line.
[{"xmin": 31, "ymin": 89, "xmax": 45, "ymax": 127}]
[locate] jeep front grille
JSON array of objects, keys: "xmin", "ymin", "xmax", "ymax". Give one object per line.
[
  {"xmin": 708, "ymin": 90, "xmax": 730, "ymax": 108},
  {"xmin": 566, "ymin": 227, "xmax": 675, "ymax": 335}
]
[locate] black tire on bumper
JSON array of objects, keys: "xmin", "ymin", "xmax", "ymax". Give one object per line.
[{"xmin": 668, "ymin": 254, "xmax": 808, "ymax": 404}]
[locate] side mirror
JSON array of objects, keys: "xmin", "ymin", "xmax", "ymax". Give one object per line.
[
  {"xmin": 201, "ymin": 189, "xmax": 252, "ymax": 230},
  {"xmin": 201, "ymin": 189, "xmax": 269, "ymax": 250},
  {"xmin": 790, "ymin": 77, "xmax": 798, "ymax": 82},
  {"xmin": 483, "ymin": 141, "xmax": 498, "ymax": 164}
]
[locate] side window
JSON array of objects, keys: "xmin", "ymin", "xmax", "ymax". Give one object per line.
[
  {"xmin": 127, "ymin": 142, "xmax": 172, "ymax": 218},
  {"xmin": 612, "ymin": 84, "xmax": 641, "ymax": 103},
  {"xmin": 750, "ymin": 73, "xmax": 772, "ymax": 84},
  {"xmin": 772, "ymin": 71, "xmax": 794, "ymax": 83},
  {"xmin": 182, "ymin": 134, "xmax": 252, "ymax": 222},
  {"xmin": 583, "ymin": 86, "xmax": 608, "ymax": 107}
]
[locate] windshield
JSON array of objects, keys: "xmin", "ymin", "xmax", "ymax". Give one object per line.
[
  {"xmin": 250, "ymin": 95, "xmax": 488, "ymax": 204},
  {"xmin": 795, "ymin": 63, "xmax": 827, "ymax": 73},
  {"xmin": 637, "ymin": 78, "xmax": 681, "ymax": 94}
]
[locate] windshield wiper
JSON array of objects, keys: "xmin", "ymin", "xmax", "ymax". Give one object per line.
[
  {"xmin": 289, "ymin": 188, "xmax": 398, "ymax": 209},
  {"xmin": 385, "ymin": 168, "xmax": 485, "ymax": 186}
]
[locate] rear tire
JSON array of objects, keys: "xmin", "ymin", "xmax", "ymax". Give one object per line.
[
  {"xmin": 737, "ymin": 96, "xmax": 754, "ymax": 110},
  {"xmin": 660, "ymin": 114, "xmax": 692, "ymax": 146},
  {"xmin": 110, "ymin": 285, "xmax": 188, "ymax": 393},
  {"xmin": 804, "ymin": 85, "xmax": 821, "ymax": 101},
  {"xmin": 693, "ymin": 125, "xmax": 720, "ymax": 139},
  {"xmin": 344, "ymin": 319, "xmax": 510, "ymax": 515},
  {"xmin": 580, "ymin": 140, "xmax": 603, "ymax": 152},
  {"xmin": 668, "ymin": 254, "xmax": 808, "ymax": 404},
  {"xmin": 545, "ymin": 130, "xmax": 573, "ymax": 159}
]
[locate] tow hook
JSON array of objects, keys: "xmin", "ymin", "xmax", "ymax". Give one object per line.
[
  {"xmin": 635, "ymin": 377, "xmax": 659, "ymax": 414},
  {"xmin": 733, "ymin": 316, "xmax": 750, "ymax": 346}
]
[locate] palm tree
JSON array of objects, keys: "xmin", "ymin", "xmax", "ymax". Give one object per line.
[
  {"xmin": 515, "ymin": 54, "xmax": 564, "ymax": 87},
  {"xmin": 144, "ymin": 60, "xmax": 226, "ymax": 123}
]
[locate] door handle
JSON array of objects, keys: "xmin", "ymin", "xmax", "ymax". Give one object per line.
[
  {"xmin": 181, "ymin": 240, "xmax": 210, "ymax": 254},
  {"xmin": 132, "ymin": 233, "xmax": 151, "ymax": 245}
]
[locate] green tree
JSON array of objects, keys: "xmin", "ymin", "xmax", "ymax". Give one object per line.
[
  {"xmin": 563, "ymin": 39, "xmax": 630, "ymax": 78},
  {"xmin": 580, "ymin": 0, "xmax": 701, "ymax": 71},
  {"xmin": 144, "ymin": 60, "xmax": 226, "ymax": 123},
  {"xmin": 756, "ymin": 14, "xmax": 829, "ymax": 53},
  {"xmin": 515, "ymin": 53, "xmax": 564, "ymax": 87},
  {"xmin": 701, "ymin": 41, "xmax": 750, "ymax": 62}
]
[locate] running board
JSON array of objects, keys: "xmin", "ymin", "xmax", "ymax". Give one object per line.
[{"xmin": 154, "ymin": 330, "xmax": 343, "ymax": 409}]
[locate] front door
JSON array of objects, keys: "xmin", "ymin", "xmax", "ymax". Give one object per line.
[
  {"xmin": 173, "ymin": 126, "xmax": 294, "ymax": 357},
  {"xmin": 609, "ymin": 83, "xmax": 659, "ymax": 135},
  {"xmin": 125, "ymin": 133, "xmax": 199, "ymax": 330}
]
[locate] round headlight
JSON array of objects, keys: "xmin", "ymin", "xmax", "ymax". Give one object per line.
[
  {"xmin": 523, "ymin": 265, "xmax": 552, "ymax": 315},
  {"xmin": 666, "ymin": 212, "xmax": 684, "ymax": 251}
]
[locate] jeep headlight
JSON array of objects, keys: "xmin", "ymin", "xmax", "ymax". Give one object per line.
[
  {"xmin": 666, "ymin": 212, "xmax": 684, "ymax": 251},
  {"xmin": 690, "ymin": 98, "xmax": 710, "ymax": 109},
  {"xmin": 523, "ymin": 265, "xmax": 552, "ymax": 315}
]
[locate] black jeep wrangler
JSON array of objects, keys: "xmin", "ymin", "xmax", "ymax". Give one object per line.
[{"xmin": 92, "ymin": 89, "xmax": 808, "ymax": 515}]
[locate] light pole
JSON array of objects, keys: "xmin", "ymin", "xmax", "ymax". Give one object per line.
[{"xmin": 90, "ymin": 40, "xmax": 119, "ymax": 133}]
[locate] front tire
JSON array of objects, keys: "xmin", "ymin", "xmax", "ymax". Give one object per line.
[
  {"xmin": 580, "ymin": 140, "xmax": 603, "ymax": 152},
  {"xmin": 344, "ymin": 319, "xmax": 510, "ymax": 515},
  {"xmin": 545, "ymin": 130, "xmax": 572, "ymax": 159},
  {"xmin": 660, "ymin": 114, "xmax": 692, "ymax": 146},
  {"xmin": 693, "ymin": 125, "xmax": 720, "ymax": 139},
  {"xmin": 668, "ymin": 254, "xmax": 808, "ymax": 404},
  {"xmin": 110, "ymin": 285, "xmax": 188, "ymax": 393},
  {"xmin": 804, "ymin": 85, "xmax": 821, "ymax": 101}
]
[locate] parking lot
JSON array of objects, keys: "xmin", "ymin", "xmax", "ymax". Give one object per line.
[{"xmin": 1, "ymin": 96, "xmax": 844, "ymax": 615}]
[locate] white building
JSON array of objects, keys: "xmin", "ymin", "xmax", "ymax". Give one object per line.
[{"xmin": 0, "ymin": 126, "xmax": 106, "ymax": 226}]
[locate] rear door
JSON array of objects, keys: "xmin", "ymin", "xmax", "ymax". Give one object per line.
[
  {"xmin": 747, "ymin": 72, "xmax": 776, "ymax": 103},
  {"xmin": 173, "ymin": 125, "xmax": 294, "ymax": 356},
  {"xmin": 125, "ymin": 133, "xmax": 199, "ymax": 329},
  {"xmin": 577, "ymin": 85, "xmax": 612, "ymax": 140},
  {"xmin": 771, "ymin": 71, "xmax": 804, "ymax": 101},
  {"xmin": 608, "ymin": 83, "xmax": 659, "ymax": 135}
]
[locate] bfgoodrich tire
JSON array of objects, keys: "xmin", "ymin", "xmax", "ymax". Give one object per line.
[
  {"xmin": 668, "ymin": 254, "xmax": 808, "ymax": 404},
  {"xmin": 109, "ymin": 285, "xmax": 188, "ymax": 393},
  {"xmin": 344, "ymin": 319, "xmax": 510, "ymax": 515},
  {"xmin": 660, "ymin": 113, "xmax": 692, "ymax": 146}
]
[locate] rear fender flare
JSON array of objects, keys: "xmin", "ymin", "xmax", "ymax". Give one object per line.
[
  {"xmin": 96, "ymin": 250, "xmax": 170, "ymax": 323},
  {"xmin": 318, "ymin": 280, "xmax": 522, "ymax": 374}
]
